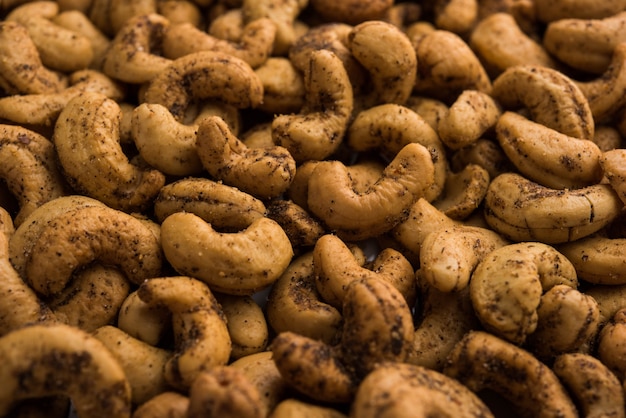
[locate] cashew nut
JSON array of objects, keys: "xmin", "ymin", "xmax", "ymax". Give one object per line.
[
  {"xmin": 160, "ymin": 212, "xmax": 293, "ymax": 295},
  {"xmin": 132, "ymin": 392, "xmax": 189, "ymax": 418},
  {"xmin": 432, "ymin": 163, "xmax": 490, "ymax": 220},
  {"xmin": 597, "ymin": 308, "xmax": 626, "ymax": 380},
  {"xmin": 53, "ymin": 92, "xmax": 166, "ymax": 213},
  {"xmin": 450, "ymin": 137, "xmax": 513, "ymax": 180},
  {"xmin": 534, "ymin": 0, "xmax": 626, "ymax": 23},
  {"xmin": 270, "ymin": 398, "xmax": 347, "ymax": 418},
  {"xmin": 307, "ymin": 142, "xmax": 436, "ymax": 241},
  {"xmin": 558, "ymin": 232, "xmax": 626, "ymax": 284},
  {"xmin": 484, "ymin": 172, "xmax": 623, "ymax": 243},
  {"xmin": 254, "ymin": 57, "xmax": 305, "ymax": 114},
  {"xmin": 308, "ymin": 0, "xmax": 393, "ymax": 25},
  {"xmin": 266, "ymin": 199, "xmax": 326, "ymax": 248},
  {"xmin": 0, "ymin": 323, "xmax": 132, "ymax": 418},
  {"xmin": 601, "ymin": 148, "xmax": 626, "ymax": 206},
  {"xmin": 444, "ymin": 330, "xmax": 578, "ymax": 418},
  {"xmin": 117, "ymin": 290, "xmax": 170, "ymax": 348},
  {"xmin": 469, "ymin": 242, "xmax": 578, "ymax": 344},
  {"xmin": 216, "ymin": 293, "xmax": 268, "ymax": 360},
  {"xmin": 136, "ymin": 276, "xmax": 232, "ymax": 390}
]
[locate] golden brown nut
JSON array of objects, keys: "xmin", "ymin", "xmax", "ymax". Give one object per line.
[
  {"xmin": 132, "ymin": 392, "xmax": 189, "ymax": 418},
  {"xmin": 559, "ymin": 233, "xmax": 626, "ymax": 284},
  {"xmin": 597, "ymin": 308, "xmax": 626, "ymax": 380},
  {"xmin": 215, "ymin": 293, "xmax": 268, "ymax": 360},
  {"xmin": 309, "ymin": 0, "xmax": 393, "ymax": 25}
]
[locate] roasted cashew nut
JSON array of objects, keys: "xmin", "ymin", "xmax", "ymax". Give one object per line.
[
  {"xmin": 132, "ymin": 392, "xmax": 189, "ymax": 418},
  {"xmin": 601, "ymin": 148, "xmax": 626, "ymax": 206},
  {"xmin": 270, "ymin": 398, "xmax": 347, "ymax": 418},
  {"xmin": 9, "ymin": 195, "xmax": 163, "ymax": 297},
  {"xmin": 558, "ymin": 232, "xmax": 626, "ymax": 284},
  {"xmin": 0, "ymin": 124, "xmax": 68, "ymax": 226},
  {"xmin": 308, "ymin": 0, "xmax": 393, "ymax": 25},
  {"xmin": 307, "ymin": 142, "xmax": 436, "ymax": 241},
  {"xmin": 272, "ymin": 49, "xmax": 354, "ymax": 163},
  {"xmin": 484, "ymin": 172, "xmax": 623, "ymax": 243},
  {"xmin": 136, "ymin": 276, "xmax": 232, "ymax": 390},
  {"xmin": 553, "ymin": 353, "xmax": 626, "ymax": 418},
  {"xmin": 491, "ymin": 65, "xmax": 595, "ymax": 140},
  {"xmin": 433, "ymin": 163, "xmax": 490, "ymax": 220},
  {"xmin": 469, "ymin": 242, "xmax": 578, "ymax": 344},
  {"xmin": 53, "ymin": 92, "xmax": 166, "ymax": 213},
  {"xmin": 254, "ymin": 57, "xmax": 305, "ymax": 114},
  {"xmin": 351, "ymin": 362, "xmax": 494, "ymax": 418},
  {"xmin": 160, "ymin": 212, "xmax": 293, "ymax": 295},
  {"xmin": 0, "ymin": 323, "xmax": 132, "ymax": 418},
  {"xmin": 496, "ymin": 111, "xmax": 603, "ymax": 189},
  {"xmin": 117, "ymin": 290, "xmax": 171, "ymax": 348},
  {"xmin": 196, "ymin": 115, "xmax": 296, "ymax": 199},
  {"xmin": 534, "ymin": 0, "xmax": 626, "ymax": 23},
  {"xmin": 444, "ymin": 330, "xmax": 578, "ymax": 418},
  {"xmin": 216, "ymin": 293, "xmax": 269, "ymax": 360},
  {"xmin": 266, "ymin": 199, "xmax": 326, "ymax": 248}
]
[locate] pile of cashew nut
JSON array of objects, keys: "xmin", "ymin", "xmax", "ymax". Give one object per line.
[{"xmin": 2, "ymin": 0, "xmax": 626, "ymax": 417}]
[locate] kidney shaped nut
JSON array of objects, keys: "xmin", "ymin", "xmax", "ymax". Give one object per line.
[
  {"xmin": 469, "ymin": 242, "xmax": 578, "ymax": 345},
  {"xmin": 116, "ymin": 290, "xmax": 171, "ymax": 348},
  {"xmin": 484, "ymin": 172, "xmax": 623, "ymax": 244},
  {"xmin": 101, "ymin": 13, "xmax": 172, "ymax": 84},
  {"xmin": 444, "ymin": 330, "xmax": 578, "ymax": 418},
  {"xmin": 132, "ymin": 392, "xmax": 189, "ymax": 418},
  {"xmin": 307, "ymin": 142, "xmax": 435, "ymax": 241},
  {"xmin": 53, "ymin": 92, "xmax": 166, "ymax": 213},
  {"xmin": 491, "ymin": 65, "xmax": 595, "ymax": 140},
  {"xmin": 0, "ymin": 124, "xmax": 68, "ymax": 226},
  {"xmin": 272, "ymin": 49, "xmax": 354, "ymax": 163},
  {"xmin": 347, "ymin": 20, "xmax": 417, "ymax": 106},
  {"xmin": 271, "ymin": 277, "xmax": 414, "ymax": 403},
  {"xmin": 143, "ymin": 50, "xmax": 264, "ymax": 122},
  {"xmin": 597, "ymin": 308, "xmax": 626, "ymax": 383},
  {"xmin": 496, "ymin": 111, "xmax": 603, "ymax": 189},
  {"xmin": 0, "ymin": 323, "xmax": 131, "ymax": 418},
  {"xmin": 266, "ymin": 252, "xmax": 343, "ymax": 345},
  {"xmin": 160, "ymin": 212, "xmax": 293, "ymax": 295},
  {"xmin": 534, "ymin": 0, "xmax": 626, "ymax": 23},
  {"xmin": 136, "ymin": 276, "xmax": 232, "ymax": 390},
  {"xmin": 346, "ymin": 103, "xmax": 447, "ymax": 203},
  {"xmin": 9, "ymin": 195, "xmax": 163, "ymax": 297},
  {"xmin": 544, "ymin": 12, "xmax": 626, "ymax": 74},
  {"xmin": 433, "ymin": 163, "xmax": 491, "ymax": 220},
  {"xmin": 469, "ymin": 13, "xmax": 557, "ymax": 77},
  {"xmin": 553, "ymin": 353, "xmax": 626, "ymax": 418},
  {"xmin": 196, "ymin": 115, "xmax": 296, "ymax": 200},
  {"xmin": 558, "ymin": 232, "xmax": 626, "ymax": 285},
  {"xmin": 265, "ymin": 199, "xmax": 327, "ymax": 249},
  {"xmin": 0, "ymin": 21, "xmax": 67, "ymax": 95},
  {"xmin": 154, "ymin": 177, "xmax": 267, "ymax": 231},
  {"xmin": 351, "ymin": 362, "xmax": 494, "ymax": 418},
  {"xmin": 216, "ymin": 294, "xmax": 269, "ymax": 361},
  {"xmin": 313, "ymin": 234, "xmax": 417, "ymax": 309}
]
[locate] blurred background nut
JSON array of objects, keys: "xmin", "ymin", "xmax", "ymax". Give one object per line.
[
  {"xmin": 308, "ymin": 0, "xmax": 393, "ymax": 25},
  {"xmin": 132, "ymin": 392, "xmax": 189, "ymax": 418},
  {"xmin": 534, "ymin": 0, "xmax": 626, "ymax": 23},
  {"xmin": 601, "ymin": 146, "xmax": 626, "ymax": 206},
  {"xmin": 597, "ymin": 308, "xmax": 626, "ymax": 381},
  {"xmin": 254, "ymin": 57, "xmax": 305, "ymax": 114},
  {"xmin": 432, "ymin": 163, "xmax": 491, "ymax": 221}
]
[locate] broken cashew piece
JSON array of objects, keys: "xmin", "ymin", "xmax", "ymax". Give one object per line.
[
  {"xmin": 307, "ymin": 142, "xmax": 435, "ymax": 241},
  {"xmin": 484, "ymin": 172, "xmax": 623, "ymax": 243},
  {"xmin": 160, "ymin": 212, "xmax": 293, "ymax": 295},
  {"xmin": 469, "ymin": 242, "xmax": 578, "ymax": 345},
  {"xmin": 136, "ymin": 276, "xmax": 232, "ymax": 390},
  {"xmin": 444, "ymin": 330, "xmax": 578, "ymax": 418},
  {"xmin": 0, "ymin": 323, "xmax": 131, "ymax": 418},
  {"xmin": 196, "ymin": 115, "xmax": 296, "ymax": 199},
  {"xmin": 53, "ymin": 92, "xmax": 166, "ymax": 212}
]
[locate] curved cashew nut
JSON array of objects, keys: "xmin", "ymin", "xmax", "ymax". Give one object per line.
[
  {"xmin": 266, "ymin": 252, "xmax": 343, "ymax": 345},
  {"xmin": 553, "ymin": 353, "xmax": 626, "ymax": 418},
  {"xmin": 469, "ymin": 242, "xmax": 578, "ymax": 344},
  {"xmin": 496, "ymin": 111, "xmax": 603, "ymax": 189},
  {"xmin": 266, "ymin": 198, "xmax": 326, "ymax": 248},
  {"xmin": 469, "ymin": 13, "xmax": 557, "ymax": 77},
  {"xmin": 132, "ymin": 392, "xmax": 189, "ymax": 418},
  {"xmin": 162, "ymin": 19, "xmax": 276, "ymax": 69},
  {"xmin": 347, "ymin": 20, "xmax": 417, "ymax": 106},
  {"xmin": 9, "ymin": 195, "xmax": 163, "ymax": 297},
  {"xmin": 544, "ymin": 12, "xmax": 626, "ymax": 74},
  {"xmin": 102, "ymin": 13, "xmax": 172, "ymax": 84},
  {"xmin": 419, "ymin": 224, "xmax": 509, "ymax": 293},
  {"xmin": 254, "ymin": 57, "xmax": 305, "ymax": 114},
  {"xmin": 308, "ymin": 0, "xmax": 392, "ymax": 25},
  {"xmin": 491, "ymin": 65, "xmax": 595, "ymax": 140},
  {"xmin": 408, "ymin": 281, "xmax": 478, "ymax": 371},
  {"xmin": 92, "ymin": 325, "xmax": 171, "ymax": 406},
  {"xmin": 0, "ymin": 323, "xmax": 131, "ymax": 418},
  {"xmin": 272, "ymin": 49, "xmax": 354, "ymax": 163},
  {"xmin": 484, "ymin": 172, "xmax": 623, "ymax": 243},
  {"xmin": 601, "ymin": 148, "xmax": 626, "ymax": 206},
  {"xmin": 450, "ymin": 137, "xmax": 513, "ymax": 180},
  {"xmin": 0, "ymin": 21, "xmax": 67, "ymax": 95},
  {"xmin": 0, "ymin": 209, "xmax": 56, "ymax": 337},
  {"xmin": 351, "ymin": 362, "xmax": 494, "ymax": 418},
  {"xmin": 437, "ymin": 89, "xmax": 502, "ymax": 150},
  {"xmin": 535, "ymin": 0, "xmax": 626, "ymax": 23},
  {"xmin": 559, "ymin": 232, "xmax": 626, "ymax": 284},
  {"xmin": 136, "ymin": 276, "xmax": 232, "ymax": 390},
  {"xmin": 154, "ymin": 177, "xmax": 267, "ymax": 231},
  {"xmin": 143, "ymin": 50, "xmax": 263, "ymax": 122},
  {"xmin": 313, "ymin": 234, "xmax": 416, "ymax": 309},
  {"xmin": 117, "ymin": 290, "xmax": 170, "ymax": 347},
  {"xmin": 0, "ymin": 124, "xmax": 68, "ymax": 226},
  {"xmin": 433, "ymin": 163, "xmax": 490, "ymax": 220},
  {"xmin": 525, "ymin": 284, "xmax": 600, "ymax": 360},
  {"xmin": 216, "ymin": 294, "xmax": 269, "ymax": 360},
  {"xmin": 270, "ymin": 398, "xmax": 347, "ymax": 418},
  {"xmin": 53, "ymin": 92, "xmax": 166, "ymax": 212},
  {"xmin": 7, "ymin": 1, "xmax": 94, "ymax": 72},
  {"xmin": 160, "ymin": 212, "xmax": 293, "ymax": 295},
  {"xmin": 0, "ymin": 69, "xmax": 125, "ymax": 127},
  {"xmin": 597, "ymin": 308, "xmax": 626, "ymax": 382},
  {"xmin": 197, "ymin": 115, "xmax": 296, "ymax": 199},
  {"xmin": 346, "ymin": 103, "xmax": 447, "ymax": 202},
  {"xmin": 444, "ymin": 330, "xmax": 578, "ymax": 418},
  {"xmin": 307, "ymin": 142, "xmax": 435, "ymax": 241},
  {"xmin": 187, "ymin": 366, "xmax": 265, "ymax": 418},
  {"xmin": 412, "ymin": 30, "xmax": 492, "ymax": 103}
]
